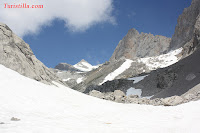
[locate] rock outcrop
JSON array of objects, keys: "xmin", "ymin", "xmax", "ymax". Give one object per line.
[
  {"xmin": 84, "ymin": 79, "xmax": 134, "ymax": 94},
  {"xmin": 169, "ymin": 0, "xmax": 200, "ymax": 57},
  {"xmin": 0, "ymin": 22, "xmax": 60, "ymax": 84},
  {"xmin": 110, "ymin": 28, "xmax": 171, "ymax": 62},
  {"xmin": 89, "ymin": 89, "xmax": 200, "ymax": 106}
]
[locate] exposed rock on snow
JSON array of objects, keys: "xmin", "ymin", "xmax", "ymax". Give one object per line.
[
  {"xmin": 11, "ymin": 117, "xmax": 20, "ymax": 121},
  {"xmin": 113, "ymin": 90, "xmax": 126, "ymax": 103},
  {"xmin": 89, "ymin": 90, "xmax": 105, "ymax": 99},
  {"xmin": 84, "ymin": 79, "xmax": 134, "ymax": 94},
  {"xmin": 88, "ymin": 89, "xmax": 192, "ymax": 106},
  {"xmin": 162, "ymin": 96, "xmax": 184, "ymax": 106}
]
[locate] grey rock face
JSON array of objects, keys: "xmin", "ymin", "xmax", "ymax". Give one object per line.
[
  {"xmin": 169, "ymin": 0, "xmax": 200, "ymax": 59},
  {"xmin": 110, "ymin": 28, "xmax": 171, "ymax": 62},
  {"xmin": 55, "ymin": 63, "xmax": 81, "ymax": 72},
  {"xmin": 170, "ymin": 0, "xmax": 200, "ymax": 51},
  {"xmin": 156, "ymin": 71, "xmax": 178, "ymax": 90},
  {"xmin": 0, "ymin": 23, "xmax": 60, "ymax": 84}
]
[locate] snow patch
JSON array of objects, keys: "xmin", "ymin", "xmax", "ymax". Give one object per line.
[
  {"xmin": 126, "ymin": 88, "xmax": 142, "ymax": 97},
  {"xmin": 128, "ymin": 75, "xmax": 148, "ymax": 84},
  {"xmin": 100, "ymin": 59, "xmax": 133, "ymax": 85},
  {"xmin": 62, "ymin": 78, "xmax": 71, "ymax": 82},
  {"xmin": 126, "ymin": 87, "xmax": 154, "ymax": 99},
  {"xmin": 138, "ymin": 48, "xmax": 183, "ymax": 70},
  {"xmin": 77, "ymin": 77, "xmax": 83, "ymax": 84}
]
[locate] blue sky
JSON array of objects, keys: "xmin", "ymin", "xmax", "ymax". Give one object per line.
[{"xmin": 22, "ymin": 0, "xmax": 192, "ymax": 68}]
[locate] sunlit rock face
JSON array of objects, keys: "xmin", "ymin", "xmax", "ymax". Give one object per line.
[{"xmin": 110, "ymin": 28, "xmax": 171, "ymax": 62}]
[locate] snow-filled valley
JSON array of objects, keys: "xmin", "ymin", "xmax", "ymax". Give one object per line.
[{"xmin": 0, "ymin": 64, "xmax": 200, "ymax": 133}]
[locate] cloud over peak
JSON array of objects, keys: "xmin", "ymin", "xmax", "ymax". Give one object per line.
[{"xmin": 0, "ymin": 0, "xmax": 115, "ymax": 37}]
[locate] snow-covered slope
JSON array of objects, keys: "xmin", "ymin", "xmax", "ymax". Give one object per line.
[
  {"xmin": 74, "ymin": 59, "xmax": 99, "ymax": 72},
  {"xmin": 0, "ymin": 64, "xmax": 200, "ymax": 133},
  {"xmin": 138, "ymin": 48, "xmax": 183, "ymax": 70},
  {"xmin": 100, "ymin": 59, "xmax": 133, "ymax": 85}
]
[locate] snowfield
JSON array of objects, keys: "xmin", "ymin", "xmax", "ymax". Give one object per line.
[
  {"xmin": 0, "ymin": 65, "xmax": 200, "ymax": 133},
  {"xmin": 138, "ymin": 48, "xmax": 183, "ymax": 70}
]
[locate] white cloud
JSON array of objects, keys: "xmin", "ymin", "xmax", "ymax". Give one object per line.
[{"xmin": 0, "ymin": 0, "xmax": 115, "ymax": 37}]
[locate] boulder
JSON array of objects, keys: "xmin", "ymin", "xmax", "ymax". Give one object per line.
[
  {"xmin": 89, "ymin": 90, "xmax": 105, "ymax": 99},
  {"xmin": 162, "ymin": 96, "xmax": 184, "ymax": 106}
]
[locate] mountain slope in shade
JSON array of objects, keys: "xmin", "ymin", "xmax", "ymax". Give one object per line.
[
  {"xmin": 0, "ymin": 64, "xmax": 200, "ymax": 133},
  {"xmin": 73, "ymin": 59, "xmax": 99, "ymax": 72},
  {"xmin": 133, "ymin": 48, "xmax": 200, "ymax": 99}
]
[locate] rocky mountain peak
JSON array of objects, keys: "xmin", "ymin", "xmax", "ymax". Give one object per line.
[
  {"xmin": 169, "ymin": 0, "xmax": 200, "ymax": 53},
  {"xmin": 109, "ymin": 28, "xmax": 171, "ymax": 62},
  {"xmin": 74, "ymin": 59, "xmax": 98, "ymax": 72},
  {"xmin": 79, "ymin": 59, "xmax": 88, "ymax": 63}
]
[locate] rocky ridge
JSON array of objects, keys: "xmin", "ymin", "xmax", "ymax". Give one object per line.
[
  {"xmin": 169, "ymin": 0, "xmax": 200, "ymax": 57},
  {"xmin": 0, "ymin": 22, "xmax": 62, "ymax": 85},
  {"xmin": 110, "ymin": 28, "xmax": 171, "ymax": 62},
  {"xmin": 55, "ymin": 63, "xmax": 81, "ymax": 72}
]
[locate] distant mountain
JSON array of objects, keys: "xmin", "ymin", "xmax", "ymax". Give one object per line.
[
  {"xmin": 73, "ymin": 59, "xmax": 99, "ymax": 72},
  {"xmin": 52, "ymin": 59, "xmax": 100, "ymax": 88},
  {"xmin": 110, "ymin": 28, "xmax": 171, "ymax": 62},
  {"xmin": 55, "ymin": 63, "xmax": 81, "ymax": 72}
]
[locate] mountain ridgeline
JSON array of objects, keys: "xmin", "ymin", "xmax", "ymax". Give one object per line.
[{"xmin": 109, "ymin": 28, "xmax": 171, "ymax": 62}]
